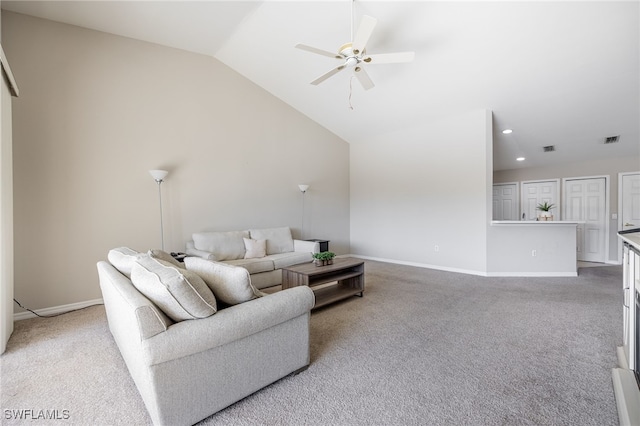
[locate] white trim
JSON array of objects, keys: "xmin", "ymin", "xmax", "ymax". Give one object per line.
[
  {"xmin": 13, "ymin": 298, "xmax": 103, "ymax": 321},
  {"xmin": 485, "ymin": 271, "xmax": 577, "ymax": 277},
  {"xmin": 562, "ymin": 175, "xmax": 610, "ymax": 263},
  {"xmin": 349, "ymin": 254, "xmax": 578, "ymax": 277},
  {"xmin": 348, "ymin": 255, "xmax": 575, "ymax": 277},
  {"xmin": 618, "ymin": 172, "xmax": 640, "ymax": 263},
  {"xmin": 348, "ymin": 254, "xmax": 487, "ymax": 276},
  {"xmin": 0, "ymin": 44, "xmax": 19, "ymax": 97}
]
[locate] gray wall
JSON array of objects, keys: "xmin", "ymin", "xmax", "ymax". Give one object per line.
[
  {"xmin": 494, "ymin": 156, "xmax": 640, "ymax": 263},
  {"xmin": 3, "ymin": 12, "xmax": 350, "ymax": 312}
]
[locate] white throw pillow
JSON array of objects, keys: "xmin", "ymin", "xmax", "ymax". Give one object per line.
[
  {"xmin": 243, "ymin": 238, "xmax": 266, "ymax": 259},
  {"xmin": 192, "ymin": 231, "xmax": 249, "ymax": 261},
  {"xmin": 108, "ymin": 247, "xmax": 145, "ymax": 278},
  {"xmin": 249, "ymin": 227, "xmax": 294, "ymax": 255},
  {"xmin": 131, "ymin": 256, "xmax": 217, "ymax": 322},
  {"xmin": 184, "ymin": 257, "xmax": 263, "ymax": 305}
]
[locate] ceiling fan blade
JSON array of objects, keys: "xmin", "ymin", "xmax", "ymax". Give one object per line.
[
  {"xmin": 295, "ymin": 44, "xmax": 341, "ymax": 59},
  {"xmin": 354, "ymin": 67, "xmax": 375, "ymax": 91},
  {"xmin": 363, "ymin": 52, "xmax": 415, "ymax": 65},
  {"xmin": 310, "ymin": 64, "xmax": 347, "ymax": 85},
  {"xmin": 352, "ymin": 15, "xmax": 377, "ymax": 55}
]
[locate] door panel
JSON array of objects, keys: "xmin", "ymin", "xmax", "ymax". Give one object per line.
[
  {"xmin": 564, "ymin": 177, "xmax": 606, "ymax": 262},
  {"xmin": 622, "ymin": 173, "xmax": 640, "ymax": 230},
  {"xmin": 521, "ymin": 180, "xmax": 559, "ymax": 220},
  {"xmin": 492, "ymin": 183, "xmax": 518, "ymax": 220}
]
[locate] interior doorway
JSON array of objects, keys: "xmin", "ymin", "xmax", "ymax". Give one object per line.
[
  {"xmin": 621, "ymin": 172, "xmax": 640, "ymax": 232},
  {"xmin": 563, "ymin": 176, "xmax": 608, "ymax": 263},
  {"xmin": 521, "ymin": 179, "xmax": 560, "ymax": 220},
  {"xmin": 492, "ymin": 183, "xmax": 519, "ymax": 220}
]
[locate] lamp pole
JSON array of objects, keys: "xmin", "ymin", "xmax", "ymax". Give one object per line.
[
  {"xmin": 149, "ymin": 170, "xmax": 169, "ymax": 250},
  {"xmin": 298, "ymin": 184, "xmax": 309, "ymax": 239}
]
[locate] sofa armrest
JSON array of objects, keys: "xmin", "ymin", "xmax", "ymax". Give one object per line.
[
  {"xmin": 185, "ymin": 241, "xmax": 215, "ymax": 260},
  {"xmin": 142, "ymin": 285, "xmax": 315, "ymax": 366},
  {"xmin": 294, "ymin": 239, "xmax": 320, "ymax": 254}
]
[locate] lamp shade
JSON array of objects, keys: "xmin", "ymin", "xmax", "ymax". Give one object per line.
[
  {"xmin": 149, "ymin": 169, "xmax": 168, "ymax": 182},
  {"xmin": 298, "ymin": 184, "xmax": 309, "ymax": 193}
]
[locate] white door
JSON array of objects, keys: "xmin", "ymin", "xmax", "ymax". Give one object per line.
[
  {"xmin": 621, "ymin": 173, "xmax": 640, "ymax": 231},
  {"xmin": 564, "ymin": 177, "xmax": 607, "ymax": 262},
  {"xmin": 492, "ymin": 183, "xmax": 519, "ymax": 220},
  {"xmin": 521, "ymin": 180, "xmax": 559, "ymax": 220}
]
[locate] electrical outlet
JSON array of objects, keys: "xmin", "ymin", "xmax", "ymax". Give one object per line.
[
  {"xmin": 434, "ymin": 245, "xmax": 440, "ymax": 252},
  {"xmin": 532, "ymin": 250, "xmax": 537, "ymax": 257}
]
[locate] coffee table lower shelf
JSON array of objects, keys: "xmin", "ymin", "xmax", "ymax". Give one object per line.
[{"xmin": 281, "ymin": 258, "xmax": 365, "ymax": 309}]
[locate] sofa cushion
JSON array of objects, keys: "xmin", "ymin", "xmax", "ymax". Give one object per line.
[
  {"xmin": 192, "ymin": 231, "xmax": 249, "ymax": 261},
  {"xmin": 131, "ymin": 256, "xmax": 217, "ymax": 322},
  {"xmin": 243, "ymin": 238, "xmax": 266, "ymax": 259},
  {"xmin": 249, "ymin": 227, "xmax": 294, "ymax": 255},
  {"xmin": 108, "ymin": 247, "xmax": 145, "ymax": 278},
  {"xmin": 270, "ymin": 252, "xmax": 314, "ymax": 269},
  {"xmin": 148, "ymin": 249, "xmax": 184, "ymax": 268},
  {"xmin": 184, "ymin": 257, "xmax": 262, "ymax": 306},
  {"xmin": 224, "ymin": 258, "xmax": 275, "ymax": 275}
]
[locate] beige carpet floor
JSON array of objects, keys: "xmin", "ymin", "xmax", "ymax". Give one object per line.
[{"xmin": 1, "ymin": 260, "xmax": 622, "ymax": 425}]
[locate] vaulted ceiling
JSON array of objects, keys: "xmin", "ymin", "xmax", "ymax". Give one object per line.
[{"xmin": 2, "ymin": 1, "xmax": 638, "ymax": 171}]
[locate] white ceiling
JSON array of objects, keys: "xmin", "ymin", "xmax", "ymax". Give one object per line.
[{"xmin": 3, "ymin": 1, "xmax": 639, "ymax": 171}]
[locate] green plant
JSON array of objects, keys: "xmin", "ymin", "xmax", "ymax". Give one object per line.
[
  {"xmin": 536, "ymin": 202, "xmax": 555, "ymax": 212},
  {"xmin": 313, "ymin": 251, "xmax": 335, "ymax": 261}
]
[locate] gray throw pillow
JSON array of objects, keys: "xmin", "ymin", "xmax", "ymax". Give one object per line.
[
  {"xmin": 148, "ymin": 249, "xmax": 184, "ymax": 268},
  {"xmin": 131, "ymin": 256, "xmax": 217, "ymax": 322},
  {"xmin": 108, "ymin": 247, "xmax": 144, "ymax": 278},
  {"xmin": 184, "ymin": 257, "xmax": 263, "ymax": 306}
]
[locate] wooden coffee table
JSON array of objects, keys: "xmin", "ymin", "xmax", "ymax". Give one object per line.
[{"xmin": 281, "ymin": 258, "xmax": 364, "ymax": 309}]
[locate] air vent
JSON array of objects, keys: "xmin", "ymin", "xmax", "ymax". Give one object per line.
[
  {"xmin": 543, "ymin": 145, "xmax": 555, "ymax": 152},
  {"xmin": 604, "ymin": 135, "xmax": 620, "ymax": 144}
]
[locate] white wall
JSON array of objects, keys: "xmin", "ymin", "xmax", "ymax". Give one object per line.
[
  {"xmin": 494, "ymin": 156, "xmax": 640, "ymax": 263},
  {"xmin": 350, "ymin": 109, "xmax": 492, "ymax": 275},
  {"xmin": 487, "ymin": 223, "xmax": 578, "ymax": 276},
  {"xmin": 3, "ymin": 12, "xmax": 350, "ymax": 313}
]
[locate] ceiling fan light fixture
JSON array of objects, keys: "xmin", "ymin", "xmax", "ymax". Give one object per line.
[{"xmin": 346, "ymin": 57, "xmax": 358, "ymax": 68}]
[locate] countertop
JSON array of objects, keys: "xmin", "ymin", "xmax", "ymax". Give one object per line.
[
  {"xmin": 619, "ymin": 230, "xmax": 640, "ymax": 250},
  {"xmin": 491, "ymin": 220, "xmax": 584, "ymax": 225}
]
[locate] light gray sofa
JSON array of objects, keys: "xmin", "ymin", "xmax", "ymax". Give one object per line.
[
  {"xmin": 97, "ymin": 251, "xmax": 315, "ymax": 426},
  {"xmin": 185, "ymin": 227, "xmax": 319, "ymax": 290}
]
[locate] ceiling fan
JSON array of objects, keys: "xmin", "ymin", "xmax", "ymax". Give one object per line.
[{"xmin": 295, "ymin": 5, "xmax": 415, "ymax": 91}]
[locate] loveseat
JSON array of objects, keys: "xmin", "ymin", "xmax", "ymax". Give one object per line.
[
  {"xmin": 97, "ymin": 247, "xmax": 315, "ymax": 426},
  {"xmin": 185, "ymin": 227, "xmax": 319, "ymax": 290}
]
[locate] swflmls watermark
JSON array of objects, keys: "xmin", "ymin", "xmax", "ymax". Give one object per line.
[{"xmin": 4, "ymin": 409, "xmax": 70, "ymax": 421}]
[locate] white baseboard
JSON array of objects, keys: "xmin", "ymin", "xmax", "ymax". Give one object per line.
[
  {"xmin": 485, "ymin": 271, "xmax": 578, "ymax": 277},
  {"xmin": 348, "ymin": 254, "xmax": 578, "ymax": 277},
  {"xmin": 347, "ymin": 255, "xmax": 487, "ymax": 276},
  {"xmin": 13, "ymin": 298, "xmax": 104, "ymax": 321},
  {"xmin": 612, "ymin": 367, "xmax": 640, "ymax": 426}
]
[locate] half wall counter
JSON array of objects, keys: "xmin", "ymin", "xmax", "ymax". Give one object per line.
[{"xmin": 487, "ymin": 220, "xmax": 582, "ymax": 276}]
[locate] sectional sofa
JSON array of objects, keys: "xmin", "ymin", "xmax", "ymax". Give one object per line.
[
  {"xmin": 185, "ymin": 226, "xmax": 319, "ymax": 290},
  {"xmin": 98, "ymin": 247, "xmax": 315, "ymax": 425}
]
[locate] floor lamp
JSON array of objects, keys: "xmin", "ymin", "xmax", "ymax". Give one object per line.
[
  {"xmin": 298, "ymin": 184, "xmax": 309, "ymax": 239},
  {"xmin": 149, "ymin": 169, "xmax": 168, "ymax": 250}
]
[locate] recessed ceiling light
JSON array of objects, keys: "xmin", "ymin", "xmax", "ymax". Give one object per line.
[
  {"xmin": 516, "ymin": 157, "xmax": 525, "ymax": 161},
  {"xmin": 502, "ymin": 129, "xmax": 513, "ymax": 134}
]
